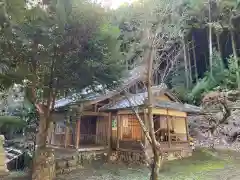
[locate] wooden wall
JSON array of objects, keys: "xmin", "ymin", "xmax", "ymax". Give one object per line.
[
  {"xmin": 120, "ymin": 114, "xmax": 143, "ymax": 141},
  {"xmin": 96, "ymin": 116, "xmax": 108, "ymax": 145}
]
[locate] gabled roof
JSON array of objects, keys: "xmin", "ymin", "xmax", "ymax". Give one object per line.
[
  {"xmin": 54, "ymin": 66, "xmax": 147, "ymax": 109},
  {"xmin": 100, "ymin": 91, "xmax": 201, "ymax": 114}
]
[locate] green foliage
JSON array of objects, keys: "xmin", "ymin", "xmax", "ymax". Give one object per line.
[
  {"xmin": 187, "ymin": 49, "xmax": 240, "ymax": 104},
  {"xmin": 189, "ymin": 49, "xmax": 225, "ymax": 103},
  {"xmin": 223, "ymin": 55, "xmax": 240, "ymax": 89},
  {"xmin": 0, "ymin": 0, "xmax": 124, "ymax": 104},
  {"xmin": 0, "ymin": 116, "xmax": 24, "ymax": 127}
]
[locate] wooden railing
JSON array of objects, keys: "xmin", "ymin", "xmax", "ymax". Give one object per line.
[{"xmin": 156, "ymin": 133, "xmax": 187, "ymax": 142}]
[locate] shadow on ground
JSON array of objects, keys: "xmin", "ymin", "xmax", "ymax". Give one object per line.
[{"xmin": 5, "ymin": 149, "xmax": 240, "ymax": 180}]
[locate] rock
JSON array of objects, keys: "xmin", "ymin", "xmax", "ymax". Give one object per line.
[
  {"xmin": 57, "ymin": 160, "xmax": 67, "ymax": 169},
  {"xmin": 0, "ymin": 135, "xmax": 9, "ymax": 177},
  {"xmin": 67, "ymin": 159, "xmax": 77, "ymax": 167}
]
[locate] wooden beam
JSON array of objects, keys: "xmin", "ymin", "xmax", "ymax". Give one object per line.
[
  {"xmin": 117, "ymin": 113, "xmax": 120, "ymax": 149},
  {"xmin": 118, "ymin": 109, "xmax": 144, "ymax": 115},
  {"xmin": 81, "ymin": 111, "xmax": 109, "ymax": 117},
  {"xmin": 148, "ymin": 108, "xmax": 187, "ymax": 117}
]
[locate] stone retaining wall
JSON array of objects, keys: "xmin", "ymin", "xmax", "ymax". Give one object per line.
[
  {"xmin": 109, "ymin": 150, "xmax": 146, "ymax": 164},
  {"xmin": 56, "ymin": 150, "xmax": 107, "ymax": 174},
  {"xmin": 109, "ymin": 149, "xmax": 192, "ymax": 165}
]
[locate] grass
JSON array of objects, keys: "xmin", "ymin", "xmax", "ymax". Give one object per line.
[
  {"xmin": 8, "ymin": 149, "xmax": 240, "ymax": 180},
  {"xmin": 157, "ymin": 149, "xmax": 227, "ymax": 180}
]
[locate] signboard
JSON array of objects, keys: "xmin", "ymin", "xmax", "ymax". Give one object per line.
[{"xmin": 112, "ymin": 117, "xmax": 117, "ymax": 130}]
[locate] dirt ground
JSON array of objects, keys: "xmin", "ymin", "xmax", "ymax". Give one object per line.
[
  {"xmin": 5, "ymin": 149, "xmax": 240, "ymax": 180},
  {"xmin": 57, "ymin": 149, "xmax": 240, "ymax": 180}
]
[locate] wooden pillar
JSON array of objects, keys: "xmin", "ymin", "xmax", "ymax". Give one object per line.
[
  {"xmin": 64, "ymin": 116, "xmax": 70, "ymax": 148},
  {"xmin": 185, "ymin": 117, "xmax": 189, "ymax": 141},
  {"xmin": 143, "ymin": 109, "xmax": 148, "ymax": 148},
  {"xmin": 75, "ymin": 118, "xmax": 81, "ymax": 149},
  {"xmin": 166, "ymin": 110, "xmax": 171, "ymax": 148},
  {"xmin": 117, "ymin": 113, "xmax": 120, "ymax": 149},
  {"xmin": 108, "ymin": 113, "xmax": 112, "ymax": 151}
]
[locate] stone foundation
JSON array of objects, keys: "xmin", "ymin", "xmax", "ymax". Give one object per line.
[
  {"xmin": 55, "ymin": 150, "xmax": 107, "ymax": 175},
  {"xmin": 0, "ymin": 135, "xmax": 9, "ymax": 177},
  {"xmin": 55, "ymin": 148, "xmax": 192, "ymax": 175},
  {"xmin": 163, "ymin": 149, "xmax": 192, "ymax": 161},
  {"xmin": 109, "ymin": 150, "xmax": 146, "ymax": 164},
  {"xmin": 109, "ymin": 148, "xmax": 192, "ymax": 165}
]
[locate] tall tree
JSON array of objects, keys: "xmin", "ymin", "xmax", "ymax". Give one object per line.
[
  {"xmin": 192, "ymin": 34, "xmax": 198, "ymax": 82},
  {"xmin": 118, "ymin": 0, "xmax": 198, "ymax": 179},
  {"xmin": 1, "ymin": 0, "xmax": 124, "ymax": 179},
  {"xmin": 208, "ymin": 0, "xmax": 213, "ymax": 77}
]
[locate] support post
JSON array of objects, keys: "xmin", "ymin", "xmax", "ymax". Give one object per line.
[
  {"xmin": 108, "ymin": 113, "xmax": 112, "ymax": 153},
  {"xmin": 185, "ymin": 117, "xmax": 189, "ymax": 141},
  {"xmin": 64, "ymin": 116, "xmax": 70, "ymax": 148},
  {"xmin": 117, "ymin": 113, "xmax": 120, "ymax": 149},
  {"xmin": 75, "ymin": 118, "xmax": 81, "ymax": 149},
  {"xmin": 166, "ymin": 110, "xmax": 171, "ymax": 148},
  {"xmin": 143, "ymin": 109, "xmax": 148, "ymax": 148}
]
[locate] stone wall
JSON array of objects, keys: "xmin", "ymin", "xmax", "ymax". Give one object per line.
[
  {"xmin": 55, "ymin": 150, "xmax": 107, "ymax": 175},
  {"xmin": 109, "ymin": 150, "xmax": 146, "ymax": 164},
  {"xmin": 0, "ymin": 135, "xmax": 9, "ymax": 178},
  {"xmin": 163, "ymin": 149, "xmax": 192, "ymax": 161},
  {"xmin": 109, "ymin": 148, "xmax": 192, "ymax": 165}
]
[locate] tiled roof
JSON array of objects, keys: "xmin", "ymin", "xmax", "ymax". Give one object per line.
[
  {"xmin": 54, "ymin": 66, "xmax": 147, "ymax": 109},
  {"xmin": 54, "ymin": 97, "xmax": 75, "ymax": 109},
  {"xmin": 100, "ymin": 92, "xmax": 201, "ymax": 114},
  {"xmin": 54, "ymin": 92, "xmax": 111, "ymax": 109}
]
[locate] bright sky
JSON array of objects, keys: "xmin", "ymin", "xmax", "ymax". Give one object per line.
[
  {"xmin": 100, "ymin": 0, "xmax": 135, "ymax": 9},
  {"xmin": 111, "ymin": 0, "xmax": 131, "ymax": 9}
]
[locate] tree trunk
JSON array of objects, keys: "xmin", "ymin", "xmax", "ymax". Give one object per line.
[
  {"xmin": 32, "ymin": 112, "xmax": 56, "ymax": 180},
  {"xmin": 192, "ymin": 35, "xmax": 198, "ymax": 82},
  {"xmin": 230, "ymin": 30, "xmax": 240, "ymax": 89},
  {"xmin": 187, "ymin": 43, "xmax": 192, "ymax": 87},
  {"xmin": 216, "ymin": 32, "xmax": 224, "ymax": 72},
  {"xmin": 183, "ymin": 36, "xmax": 189, "ymax": 89},
  {"xmin": 208, "ymin": 0, "xmax": 213, "ymax": 77},
  {"xmin": 146, "ymin": 36, "xmax": 162, "ymax": 180}
]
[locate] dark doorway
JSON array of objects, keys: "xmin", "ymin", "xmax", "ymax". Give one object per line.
[{"xmin": 80, "ymin": 116, "xmax": 97, "ymax": 144}]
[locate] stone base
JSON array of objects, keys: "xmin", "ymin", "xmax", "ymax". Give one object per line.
[
  {"xmin": 109, "ymin": 149, "xmax": 192, "ymax": 164},
  {"xmin": 55, "ymin": 150, "xmax": 107, "ymax": 175},
  {"xmin": 109, "ymin": 150, "xmax": 146, "ymax": 164},
  {"xmin": 0, "ymin": 135, "xmax": 9, "ymax": 177},
  {"xmin": 164, "ymin": 149, "xmax": 192, "ymax": 161}
]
